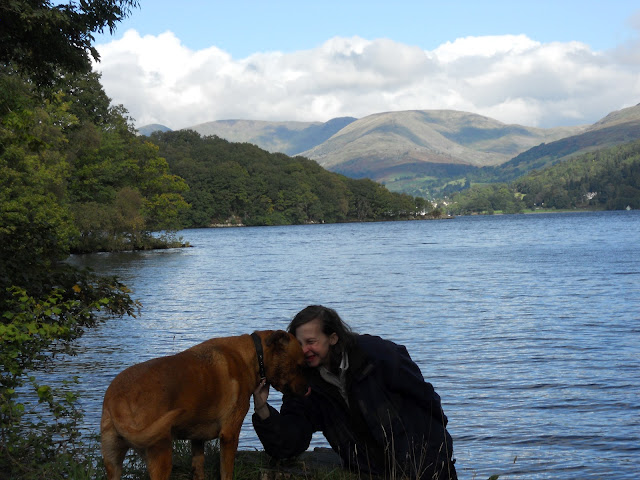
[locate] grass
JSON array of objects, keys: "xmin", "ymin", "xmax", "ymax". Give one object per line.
[
  {"xmin": 47, "ymin": 437, "xmax": 502, "ymax": 480},
  {"xmin": 89, "ymin": 440, "xmax": 356, "ymax": 480}
]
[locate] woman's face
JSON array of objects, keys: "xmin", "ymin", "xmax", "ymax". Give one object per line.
[{"xmin": 294, "ymin": 318, "xmax": 338, "ymax": 368}]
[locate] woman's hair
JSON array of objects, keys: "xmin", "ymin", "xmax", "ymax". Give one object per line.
[{"xmin": 288, "ymin": 305, "xmax": 357, "ymax": 368}]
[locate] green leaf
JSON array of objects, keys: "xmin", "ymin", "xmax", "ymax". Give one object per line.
[{"xmin": 37, "ymin": 384, "xmax": 52, "ymax": 401}]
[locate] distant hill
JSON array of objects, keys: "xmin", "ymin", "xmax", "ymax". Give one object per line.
[
  {"xmin": 137, "ymin": 124, "xmax": 172, "ymax": 136},
  {"xmin": 485, "ymin": 103, "xmax": 640, "ymax": 182},
  {"xmin": 298, "ymin": 110, "xmax": 583, "ymax": 176},
  {"xmin": 449, "ymin": 138, "xmax": 640, "ymax": 214},
  {"xmin": 187, "ymin": 117, "xmax": 357, "ymax": 155},
  {"xmin": 588, "ymin": 103, "xmax": 640, "ymax": 130},
  {"xmin": 173, "ymin": 103, "xmax": 640, "ymax": 198},
  {"xmin": 299, "ymin": 110, "xmax": 581, "ymax": 169}
]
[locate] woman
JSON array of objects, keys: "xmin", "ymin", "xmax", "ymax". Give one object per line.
[{"xmin": 252, "ymin": 305, "xmax": 457, "ymax": 480}]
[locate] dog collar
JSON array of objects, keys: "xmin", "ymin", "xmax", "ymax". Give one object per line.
[{"xmin": 251, "ymin": 332, "xmax": 267, "ymax": 381}]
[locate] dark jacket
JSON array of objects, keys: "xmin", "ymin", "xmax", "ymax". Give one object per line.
[{"xmin": 252, "ymin": 334, "xmax": 457, "ymax": 480}]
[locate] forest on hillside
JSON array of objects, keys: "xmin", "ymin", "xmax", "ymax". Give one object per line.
[
  {"xmin": 449, "ymin": 140, "xmax": 640, "ymax": 214},
  {"xmin": 150, "ymin": 130, "xmax": 433, "ymax": 227}
]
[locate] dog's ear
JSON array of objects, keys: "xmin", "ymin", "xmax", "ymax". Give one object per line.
[{"xmin": 265, "ymin": 330, "xmax": 290, "ymax": 350}]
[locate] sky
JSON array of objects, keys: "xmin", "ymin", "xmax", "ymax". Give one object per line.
[{"xmin": 92, "ymin": 0, "xmax": 640, "ymax": 130}]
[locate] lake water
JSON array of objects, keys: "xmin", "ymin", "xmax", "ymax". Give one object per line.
[{"xmin": 64, "ymin": 211, "xmax": 640, "ymax": 479}]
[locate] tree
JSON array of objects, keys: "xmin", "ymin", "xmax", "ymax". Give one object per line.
[
  {"xmin": 152, "ymin": 130, "xmax": 425, "ymax": 227},
  {"xmin": 0, "ymin": 2, "xmax": 152, "ymax": 475},
  {"xmin": 0, "ymin": 71, "xmax": 141, "ymax": 477},
  {"xmin": 449, "ymin": 140, "xmax": 640, "ymax": 214},
  {"xmin": 0, "ymin": 0, "xmax": 140, "ymax": 88},
  {"xmin": 46, "ymin": 71, "xmax": 191, "ymax": 251},
  {"xmin": 0, "ymin": 77, "xmax": 76, "ymax": 294}
]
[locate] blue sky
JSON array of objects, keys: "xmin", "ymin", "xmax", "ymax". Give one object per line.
[
  {"xmin": 97, "ymin": 1, "xmax": 639, "ymax": 56},
  {"xmin": 92, "ymin": 1, "xmax": 640, "ymax": 129}
]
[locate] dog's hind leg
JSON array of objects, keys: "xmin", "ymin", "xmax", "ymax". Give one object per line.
[
  {"xmin": 101, "ymin": 430, "xmax": 128, "ymax": 480},
  {"xmin": 101, "ymin": 410, "xmax": 129, "ymax": 480},
  {"xmin": 191, "ymin": 439, "xmax": 206, "ymax": 480},
  {"xmin": 145, "ymin": 437, "xmax": 173, "ymax": 480}
]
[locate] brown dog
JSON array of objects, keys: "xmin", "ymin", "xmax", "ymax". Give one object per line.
[{"xmin": 100, "ymin": 330, "xmax": 309, "ymax": 480}]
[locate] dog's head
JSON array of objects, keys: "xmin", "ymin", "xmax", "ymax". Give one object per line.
[{"xmin": 262, "ymin": 330, "xmax": 310, "ymax": 397}]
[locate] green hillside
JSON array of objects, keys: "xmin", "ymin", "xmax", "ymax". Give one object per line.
[
  {"xmin": 149, "ymin": 130, "xmax": 432, "ymax": 227},
  {"xmin": 478, "ymin": 117, "xmax": 640, "ymax": 183},
  {"xmin": 449, "ymin": 140, "xmax": 640, "ymax": 214},
  {"xmin": 425, "ymin": 106, "xmax": 640, "ymax": 200}
]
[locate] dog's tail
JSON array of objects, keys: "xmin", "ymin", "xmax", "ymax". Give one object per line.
[{"xmin": 111, "ymin": 408, "xmax": 186, "ymax": 449}]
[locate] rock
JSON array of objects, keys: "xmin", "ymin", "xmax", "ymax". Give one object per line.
[{"xmin": 237, "ymin": 448, "xmax": 343, "ymax": 479}]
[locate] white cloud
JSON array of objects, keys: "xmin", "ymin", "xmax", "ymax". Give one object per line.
[
  {"xmin": 432, "ymin": 34, "xmax": 541, "ymax": 63},
  {"xmin": 94, "ymin": 30, "xmax": 640, "ymax": 129}
]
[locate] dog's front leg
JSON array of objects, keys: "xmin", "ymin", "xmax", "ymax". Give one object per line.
[
  {"xmin": 191, "ymin": 439, "xmax": 205, "ymax": 480},
  {"xmin": 219, "ymin": 431, "xmax": 240, "ymax": 480}
]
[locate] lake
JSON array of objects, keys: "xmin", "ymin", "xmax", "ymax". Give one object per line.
[{"xmin": 64, "ymin": 211, "xmax": 640, "ymax": 479}]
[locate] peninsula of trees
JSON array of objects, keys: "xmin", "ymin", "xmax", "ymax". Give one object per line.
[{"xmin": 150, "ymin": 129, "xmax": 432, "ymax": 229}]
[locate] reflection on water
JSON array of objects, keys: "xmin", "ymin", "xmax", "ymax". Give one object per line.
[{"xmin": 61, "ymin": 211, "xmax": 640, "ymax": 479}]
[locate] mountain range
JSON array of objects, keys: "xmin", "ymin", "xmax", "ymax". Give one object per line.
[
  {"xmin": 187, "ymin": 117, "xmax": 357, "ymax": 155},
  {"xmin": 140, "ymin": 103, "xmax": 640, "ymax": 196}
]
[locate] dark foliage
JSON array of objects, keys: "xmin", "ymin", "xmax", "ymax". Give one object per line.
[
  {"xmin": 150, "ymin": 130, "xmax": 432, "ymax": 227},
  {"xmin": 0, "ymin": 0, "xmax": 139, "ymax": 88}
]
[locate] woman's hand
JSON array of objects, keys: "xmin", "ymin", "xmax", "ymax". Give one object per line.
[{"xmin": 252, "ymin": 379, "xmax": 271, "ymax": 420}]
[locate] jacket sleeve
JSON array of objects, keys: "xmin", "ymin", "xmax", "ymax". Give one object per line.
[{"xmin": 251, "ymin": 395, "xmax": 315, "ymax": 459}]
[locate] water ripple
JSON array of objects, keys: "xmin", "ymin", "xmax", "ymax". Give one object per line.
[{"xmin": 58, "ymin": 211, "xmax": 640, "ymax": 479}]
